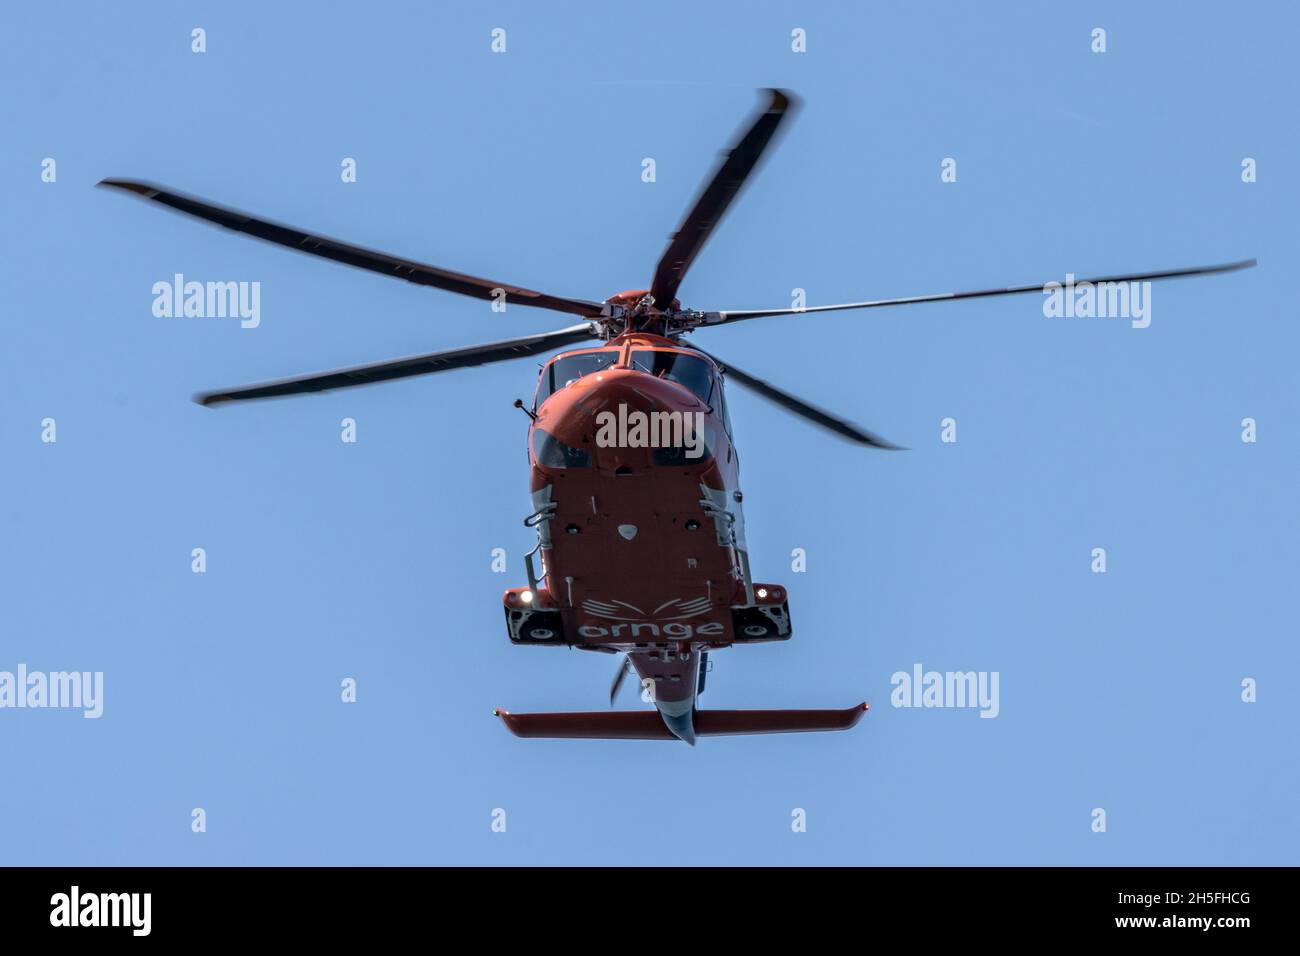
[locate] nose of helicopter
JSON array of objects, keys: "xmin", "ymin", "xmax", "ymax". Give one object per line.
[
  {"xmin": 591, "ymin": 368, "xmax": 696, "ymax": 413},
  {"xmin": 539, "ymin": 367, "xmax": 707, "ymax": 470}
]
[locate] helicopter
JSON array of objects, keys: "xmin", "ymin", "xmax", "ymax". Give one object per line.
[{"xmin": 100, "ymin": 89, "xmax": 1254, "ymax": 744}]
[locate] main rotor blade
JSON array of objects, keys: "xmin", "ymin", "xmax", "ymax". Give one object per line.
[
  {"xmin": 649, "ymin": 89, "xmax": 795, "ymax": 308},
  {"xmin": 195, "ymin": 323, "xmax": 598, "ymax": 407},
  {"xmin": 694, "ymin": 348, "xmax": 903, "ymax": 449},
  {"xmin": 702, "ymin": 258, "xmax": 1257, "ymax": 325},
  {"xmin": 99, "ymin": 179, "xmax": 608, "ymax": 319}
]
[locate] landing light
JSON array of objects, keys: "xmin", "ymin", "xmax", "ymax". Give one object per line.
[
  {"xmin": 757, "ymin": 588, "xmax": 769, "ymax": 599},
  {"xmin": 521, "ymin": 590, "xmax": 534, "ymax": 604}
]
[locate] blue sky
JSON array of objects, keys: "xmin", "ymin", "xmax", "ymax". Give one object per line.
[{"xmin": 2, "ymin": 1, "xmax": 1296, "ymax": 865}]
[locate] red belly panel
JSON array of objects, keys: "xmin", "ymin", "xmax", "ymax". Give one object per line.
[{"xmin": 538, "ymin": 459, "xmax": 740, "ymax": 649}]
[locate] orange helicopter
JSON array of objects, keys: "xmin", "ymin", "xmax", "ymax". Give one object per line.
[{"xmin": 101, "ymin": 90, "xmax": 1253, "ymax": 744}]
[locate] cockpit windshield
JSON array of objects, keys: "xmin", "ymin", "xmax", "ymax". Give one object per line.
[
  {"xmin": 536, "ymin": 351, "xmax": 616, "ymax": 404},
  {"xmin": 535, "ymin": 348, "xmax": 717, "ymax": 407},
  {"xmin": 628, "ymin": 350, "xmax": 715, "ymax": 405}
]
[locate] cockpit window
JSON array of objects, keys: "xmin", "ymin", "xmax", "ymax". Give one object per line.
[
  {"xmin": 532, "ymin": 428, "xmax": 591, "ymax": 468},
  {"xmin": 629, "ymin": 350, "xmax": 715, "ymax": 405},
  {"xmin": 536, "ymin": 352, "xmax": 616, "ymax": 404}
]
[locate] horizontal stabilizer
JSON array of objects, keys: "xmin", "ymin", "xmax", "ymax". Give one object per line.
[{"xmin": 494, "ymin": 703, "xmax": 867, "ymax": 740}]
